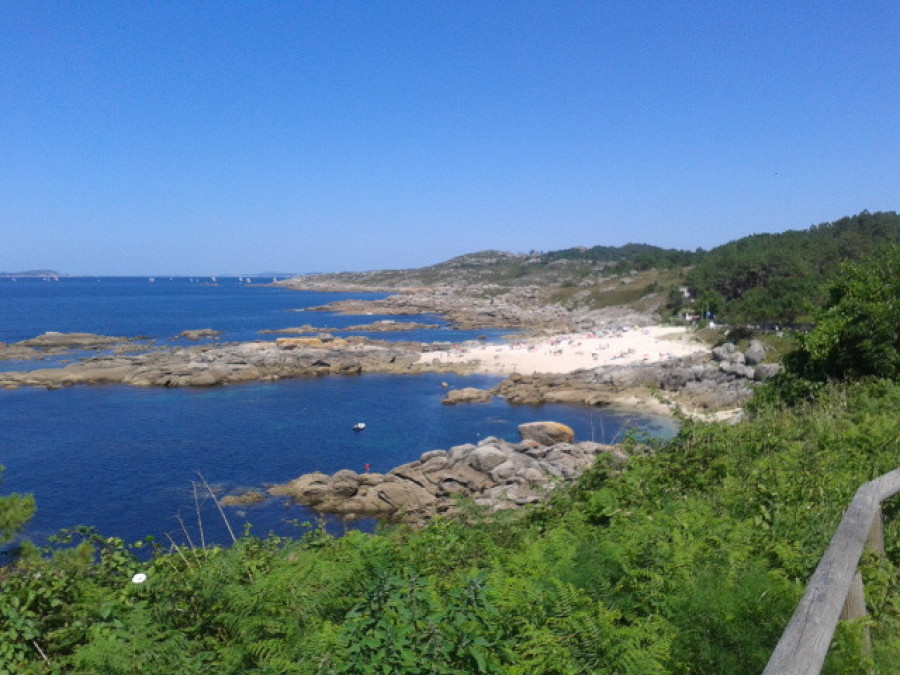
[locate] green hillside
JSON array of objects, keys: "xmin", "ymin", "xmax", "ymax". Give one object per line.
[
  {"xmin": 683, "ymin": 210, "xmax": 900, "ymax": 325},
  {"xmin": 287, "ymin": 210, "xmax": 900, "ymax": 326}
]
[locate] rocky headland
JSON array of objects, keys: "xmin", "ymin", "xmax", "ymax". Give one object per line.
[{"xmin": 295, "ymin": 285, "xmax": 577, "ymax": 332}]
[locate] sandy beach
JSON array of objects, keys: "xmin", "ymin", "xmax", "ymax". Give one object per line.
[{"xmin": 420, "ymin": 325, "xmax": 708, "ymax": 375}]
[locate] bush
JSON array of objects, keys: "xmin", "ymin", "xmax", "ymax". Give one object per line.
[
  {"xmin": 0, "ymin": 466, "xmax": 34, "ymax": 545},
  {"xmin": 786, "ymin": 246, "xmax": 900, "ymax": 381}
]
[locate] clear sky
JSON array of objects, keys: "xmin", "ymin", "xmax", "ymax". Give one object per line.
[{"xmin": 2, "ymin": 1, "xmax": 898, "ymax": 275}]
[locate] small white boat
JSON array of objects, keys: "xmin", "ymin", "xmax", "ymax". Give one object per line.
[{"xmin": 352, "ymin": 422, "xmax": 367, "ymax": 432}]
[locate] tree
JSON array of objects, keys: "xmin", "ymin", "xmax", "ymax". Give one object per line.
[
  {"xmin": 696, "ymin": 289, "xmax": 724, "ymax": 318},
  {"xmin": 786, "ymin": 246, "xmax": 900, "ymax": 381},
  {"xmin": 0, "ymin": 466, "xmax": 35, "ymax": 545},
  {"xmin": 685, "ymin": 211, "xmax": 900, "ymax": 325}
]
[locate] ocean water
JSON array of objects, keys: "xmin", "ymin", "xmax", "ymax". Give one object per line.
[
  {"xmin": 0, "ymin": 276, "xmax": 512, "ymax": 348},
  {"xmin": 0, "ymin": 277, "xmax": 676, "ymax": 550}
]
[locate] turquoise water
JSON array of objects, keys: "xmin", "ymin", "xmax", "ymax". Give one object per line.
[{"xmin": 0, "ymin": 277, "xmax": 675, "ymax": 549}]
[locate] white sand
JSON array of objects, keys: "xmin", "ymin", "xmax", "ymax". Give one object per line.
[{"xmin": 421, "ymin": 325, "xmax": 708, "ymax": 375}]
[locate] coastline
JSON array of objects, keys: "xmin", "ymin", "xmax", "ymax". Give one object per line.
[
  {"xmin": 2, "ymin": 282, "xmax": 772, "ymax": 538},
  {"xmin": 0, "ymin": 282, "xmax": 775, "ymax": 422}
]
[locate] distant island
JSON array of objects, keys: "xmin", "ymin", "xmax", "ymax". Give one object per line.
[{"xmin": 0, "ymin": 270, "xmax": 65, "ymax": 277}]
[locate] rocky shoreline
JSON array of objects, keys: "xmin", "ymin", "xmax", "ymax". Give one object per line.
[
  {"xmin": 0, "ymin": 283, "xmax": 779, "ymax": 418},
  {"xmin": 488, "ymin": 339, "xmax": 780, "ymax": 416},
  {"xmin": 0, "ymin": 327, "xmax": 777, "ymax": 417},
  {"xmin": 0, "ymin": 334, "xmax": 431, "ymax": 389},
  {"xmin": 269, "ymin": 421, "xmax": 626, "ymax": 525},
  {"xmin": 290, "ymin": 283, "xmax": 578, "ymax": 332}
]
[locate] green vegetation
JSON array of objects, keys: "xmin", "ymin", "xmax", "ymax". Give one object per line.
[
  {"xmin": 0, "ymin": 467, "xmax": 34, "ymax": 545},
  {"xmin": 683, "ymin": 210, "xmax": 900, "ymax": 325},
  {"xmin": 547, "ymin": 268, "xmax": 680, "ymax": 311},
  {"xmin": 294, "ymin": 211, "xmax": 899, "ymax": 328},
  {"xmin": 787, "ymin": 245, "xmax": 900, "ymax": 382},
  {"xmin": 541, "ymin": 243, "xmax": 700, "ymax": 272}
]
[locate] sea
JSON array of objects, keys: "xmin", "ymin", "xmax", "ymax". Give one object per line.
[{"xmin": 0, "ymin": 276, "xmax": 676, "ymax": 552}]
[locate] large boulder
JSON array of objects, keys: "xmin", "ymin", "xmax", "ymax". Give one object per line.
[
  {"xmin": 744, "ymin": 340, "xmax": 766, "ymax": 366},
  {"xmin": 718, "ymin": 361, "xmax": 755, "ymax": 379},
  {"xmin": 518, "ymin": 421, "xmax": 575, "ymax": 446},
  {"xmin": 372, "ymin": 481, "xmax": 437, "ymax": 514},
  {"xmin": 468, "ymin": 444, "xmax": 512, "ymax": 472},
  {"xmin": 711, "ymin": 343, "xmax": 735, "ymax": 361},
  {"xmin": 489, "ymin": 453, "xmax": 543, "ymax": 482},
  {"xmin": 329, "ymin": 470, "xmax": 360, "ymax": 498},
  {"xmin": 269, "ymin": 471, "xmax": 331, "ymax": 500}
]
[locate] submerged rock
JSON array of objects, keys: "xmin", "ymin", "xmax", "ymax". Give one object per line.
[
  {"xmin": 180, "ymin": 329, "xmax": 223, "ymax": 340},
  {"xmin": 15, "ymin": 332, "xmax": 131, "ymax": 349},
  {"xmin": 220, "ymin": 490, "xmax": 266, "ymax": 506}
]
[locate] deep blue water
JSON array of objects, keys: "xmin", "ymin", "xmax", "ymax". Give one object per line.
[
  {"xmin": 0, "ymin": 276, "xmax": 512, "ymax": 348},
  {"xmin": 0, "ymin": 277, "xmax": 676, "ymax": 551}
]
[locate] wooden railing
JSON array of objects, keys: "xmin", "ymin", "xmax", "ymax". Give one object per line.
[{"xmin": 763, "ymin": 468, "xmax": 900, "ymax": 674}]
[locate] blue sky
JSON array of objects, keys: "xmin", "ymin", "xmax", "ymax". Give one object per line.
[{"xmin": 2, "ymin": 1, "xmax": 898, "ymax": 275}]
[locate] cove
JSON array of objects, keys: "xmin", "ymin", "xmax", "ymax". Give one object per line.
[{"xmin": 1, "ymin": 373, "xmax": 676, "ymax": 549}]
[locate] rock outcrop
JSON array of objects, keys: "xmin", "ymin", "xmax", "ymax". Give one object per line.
[
  {"xmin": 13, "ymin": 332, "xmax": 132, "ymax": 349},
  {"xmin": 441, "ymin": 387, "xmax": 494, "ymax": 405},
  {"xmin": 518, "ymin": 421, "xmax": 575, "ymax": 445},
  {"xmin": 0, "ymin": 338, "xmax": 426, "ymax": 390},
  {"xmin": 180, "ymin": 329, "xmax": 223, "ymax": 340},
  {"xmin": 492, "ymin": 347, "xmax": 783, "ymax": 413},
  {"xmin": 1, "ymin": 332, "xmax": 145, "ymax": 364},
  {"xmin": 302, "ymin": 288, "xmax": 577, "ymax": 332},
  {"xmin": 269, "ymin": 422, "xmax": 623, "ymax": 523}
]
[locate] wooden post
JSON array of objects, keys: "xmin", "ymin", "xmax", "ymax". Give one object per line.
[
  {"xmin": 839, "ymin": 570, "xmax": 866, "ymax": 621},
  {"xmin": 865, "ymin": 504, "xmax": 885, "ymax": 557},
  {"xmin": 763, "ymin": 468, "xmax": 900, "ymax": 675}
]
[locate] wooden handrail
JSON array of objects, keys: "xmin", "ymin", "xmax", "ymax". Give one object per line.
[{"xmin": 763, "ymin": 468, "xmax": 900, "ymax": 674}]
